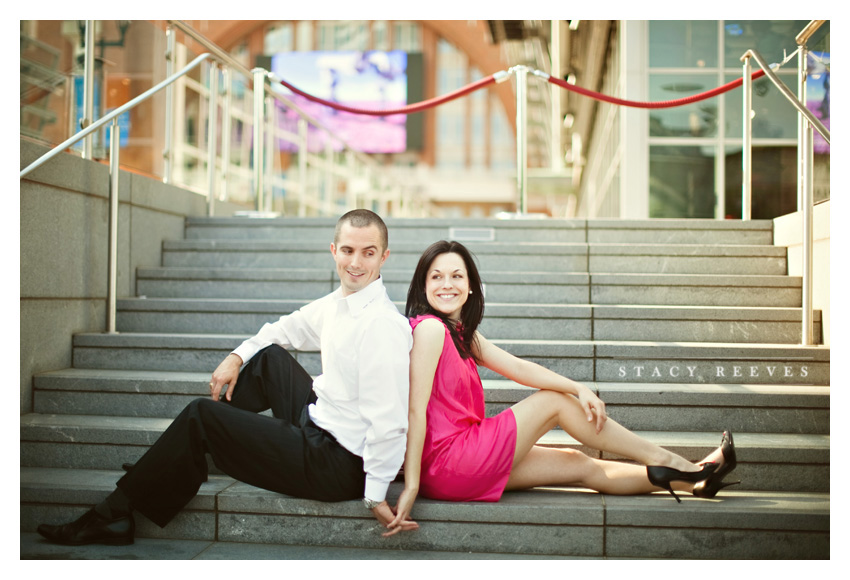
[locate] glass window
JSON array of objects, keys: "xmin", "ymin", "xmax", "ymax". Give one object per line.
[
  {"xmin": 295, "ymin": 21, "xmax": 313, "ymax": 52},
  {"xmin": 649, "ymin": 21, "xmax": 717, "ymax": 68},
  {"xmin": 648, "ymin": 74, "xmax": 720, "ymax": 137},
  {"xmin": 723, "ymin": 21, "xmax": 811, "ymax": 68},
  {"xmin": 724, "ymin": 72, "xmax": 798, "ymax": 140},
  {"xmin": 724, "ymin": 145, "xmax": 798, "ymax": 219},
  {"xmin": 372, "ymin": 21, "xmax": 389, "ymax": 51},
  {"xmin": 649, "ymin": 145, "xmax": 716, "ymax": 218},
  {"xmin": 393, "ymin": 21, "xmax": 421, "ymax": 51},
  {"xmin": 265, "ymin": 23, "xmax": 293, "ymax": 54}
]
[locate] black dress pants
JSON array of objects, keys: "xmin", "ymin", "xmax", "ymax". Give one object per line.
[{"xmin": 116, "ymin": 345, "xmax": 366, "ymax": 527}]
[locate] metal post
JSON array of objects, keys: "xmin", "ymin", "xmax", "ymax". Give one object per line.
[
  {"xmin": 324, "ymin": 139, "xmax": 335, "ymax": 216},
  {"xmin": 220, "ymin": 67, "xmax": 232, "ymax": 202},
  {"xmin": 799, "ymin": 45, "xmax": 814, "ymax": 345},
  {"xmin": 163, "ymin": 26, "xmax": 175, "ymax": 183},
  {"xmin": 515, "ymin": 66, "xmax": 528, "ymax": 213},
  {"xmin": 298, "ymin": 118, "xmax": 308, "ymax": 217},
  {"xmin": 742, "ymin": 55, "xmax": 752, "ymax": 220},
  {"xmin": 550, "ymin": 21, "xmax": 563, "ymax": 171},
  {"xmin": 82, "ymin": 20, "xmax": 96, "ymax": 160},
  {"xmin": 265, "ymin": 94, "xmax": 274, "ymax": 214},
  {"xmin": 252, "ymin": 68, "xmax": 266, "ymax": 212},
  {"xmin": 107, "ymin": 119, "xmax": 120, "ymax": 334},
  {"xmin": 206, "ymin": 61, "xmax": 219, "ymax": 216}
]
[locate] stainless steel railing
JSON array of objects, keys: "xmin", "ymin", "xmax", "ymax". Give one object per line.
[
  {"xmin": 20, "ymin": 21, "xmax": 425, "ymax": 333},
  {"xmin": 20, "ymin": 51, "xmax": 216, "ymax": 333},
  {"xmin": 166, "ymin": 20, "xmax": 416, "ymax": 217},
  {"xmin": 740, "ymin": 20, "xmax": 830, "ymax": 346}
]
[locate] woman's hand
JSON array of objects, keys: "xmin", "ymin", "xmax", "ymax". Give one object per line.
[
  {"xmin": 383, "ymin": 487, "xmax": 420, "ymax": 537},
  {"xmin": 576, "ymin": 385, "xmax": 607, "ymax": 433}
]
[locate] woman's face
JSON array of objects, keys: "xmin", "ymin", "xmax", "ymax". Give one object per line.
[{"xmin": 425, "ymin": 252, "xmax": 469, "ymax": 321}]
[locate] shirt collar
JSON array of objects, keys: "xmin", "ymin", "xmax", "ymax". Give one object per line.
[{"xmin": 335, "ymin": 276, "xmax": 386, "ymax": 316}]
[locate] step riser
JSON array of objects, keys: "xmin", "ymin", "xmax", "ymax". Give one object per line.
[
  {"xmin": 185, "ymin": 229, "xmax": 776, "ymax": 246},
  {"xmin": 161, "ymin": 251, "xmax": 788, "ymax": 276},
  {"xmin": 20, "ymin": 496, "xmax": 827, "ymax": 559},
  {"xmin": 115, "ymin": 311, "xmax": 822, "ymax": 344},
  {"xmin": 33, "ymin": 390, "xmax": 830, "ymax": 436},
  {"xmin": 184, "ymin": 218, "xmax": 775, "ymax": 245},
  {"xmin": 136, "ymin": 278, "xmax": 803, "ymax": 307},
  {"xmin": 71, "ymin": 344, "xmax": 828, "ymax": 385},
  {"xmin": 19, "ymin": 438, "xmax": 828, "ymax": 493}
]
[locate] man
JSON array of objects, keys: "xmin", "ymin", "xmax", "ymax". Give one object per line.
[{"xmin": 37, "ymin": 209, "xmax": 418, "ymax": 545}]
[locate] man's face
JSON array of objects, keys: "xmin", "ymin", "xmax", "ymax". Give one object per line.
[{"xmin": 330, "ymin": 223, "xmax": 389, "ymax": 296}]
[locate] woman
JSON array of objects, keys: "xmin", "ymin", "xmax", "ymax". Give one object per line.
[{"xmin": 384, "ymin": 241, "xmax": 738, "ymax": 536}]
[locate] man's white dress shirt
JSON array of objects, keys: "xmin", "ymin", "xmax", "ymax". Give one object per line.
[{"xmin": 232, "ymin": 277, "xmax": 412, "ymax": 503}]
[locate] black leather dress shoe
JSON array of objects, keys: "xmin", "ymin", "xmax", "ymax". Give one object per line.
[{"xmin": 37, "ymin": 508, "xmax": 135, "ymax": 546}]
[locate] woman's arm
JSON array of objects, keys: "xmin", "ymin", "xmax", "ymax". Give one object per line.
[
  {"xmin": 384, "ymin": 318, "xmax": 444, "ymax": 536},
  {"xmin": 473, "ymin": 332, "xmax": 607, "ymax": 433}
]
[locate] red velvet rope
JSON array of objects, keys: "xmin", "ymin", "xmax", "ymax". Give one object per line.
[
  {"xmin": 546, "ymin": 69, "xmax": 767, "ymax": 109},
  {"xmin": 272, "ymin": 74, "xmax": 498, "ymax": 116},
  {"xmin": 271, "ymin": 68, "xmax": 767, "ymax": 116}
]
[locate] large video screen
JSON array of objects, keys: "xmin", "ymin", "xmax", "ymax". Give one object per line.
[{"xmin": 271, "ymin": 50, "xmax": 408, "ymax": 153}]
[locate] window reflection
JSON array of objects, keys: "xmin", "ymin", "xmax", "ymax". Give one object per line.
[
  {"xmin": 725, "ymin": 73, "xmax": 797, "ymax": 139},
  {"xmin": 723, "ymin": 20, "xmax": 810, "ymax": 67},
  {"xmin": 649, "ymin": 21, "xmax": 717, "ymax": 68},
  {"xmin": 649, "ymin": 146, "xmax": 716, "ymax": 218},
  {"xmin": 649, "ymin": 74, "xmax": 718, "ymax": 137}
]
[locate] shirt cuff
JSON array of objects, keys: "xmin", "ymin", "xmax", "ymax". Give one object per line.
[{"xmin": 364, "ymin": 477, "xmax": 390, "ymax": 503}]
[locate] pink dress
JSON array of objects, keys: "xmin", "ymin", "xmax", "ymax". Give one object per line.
[{"xmin": 410, "ymin": 314, "xmax": 517, "ymax": 502}]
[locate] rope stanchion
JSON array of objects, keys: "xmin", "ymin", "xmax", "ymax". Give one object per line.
[
  {"xmin": 268, "ymin": 71, "xmax": 507, "ymax": 116},
  {"xmin": 539, "ymin": 69, "xmax": 767, "ymax": 109}
]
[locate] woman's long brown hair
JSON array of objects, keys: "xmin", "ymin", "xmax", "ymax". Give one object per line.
[{"xmin": 405, "ymin": 240, "xmax": 485, "ymax": 361}]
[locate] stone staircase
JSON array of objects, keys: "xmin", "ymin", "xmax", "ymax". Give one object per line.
[{"xmin": 21, "ymin": 217, "xmax": 830, "ymax": 559}]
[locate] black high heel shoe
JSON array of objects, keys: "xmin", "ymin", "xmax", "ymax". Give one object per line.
[
  {"xmin": 647, "ymin": 462, "xmax": 718, "ymax": 503},
  {"xmin": 693, "ymin": 430, "xmax": 740, "ymax": 498}
]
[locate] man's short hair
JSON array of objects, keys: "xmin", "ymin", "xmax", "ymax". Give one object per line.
[{"xmin": 334, "ymin": 209, "xmax": 389, "ymax": 252}]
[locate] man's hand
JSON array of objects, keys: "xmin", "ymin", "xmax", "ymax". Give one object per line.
[
  {"xmin": 370, "ymin": 501, "xmax": 418, "ymax": 537},
  {"xmin": 209, "ymin": 354, "xmax": 242, "ymax": 401}
]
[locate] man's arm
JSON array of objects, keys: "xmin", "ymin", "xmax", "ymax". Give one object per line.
[
  {"xmin": 209, "ymin": 298, "xmax": 326, "ymax": 400},
  {"xmin": 356, "ymin": 315, "xmax": 413, "ymax": 513}
]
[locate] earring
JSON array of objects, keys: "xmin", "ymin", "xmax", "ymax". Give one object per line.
[{"xmin": 469, "ymin": 291, "xmax": 473, "ymax": 294}]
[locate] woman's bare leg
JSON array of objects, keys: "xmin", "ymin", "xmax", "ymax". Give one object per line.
[
  {"xmin": 505, "ymin": 389, "xmax": 730, "ymax": 494},
  {"xmin": 510, "ymin": 390, "xmax": 698, "ymax": 471},
  {"xmin": 505, "ymin": 445, "xmax": 684, "ymax": 494}
]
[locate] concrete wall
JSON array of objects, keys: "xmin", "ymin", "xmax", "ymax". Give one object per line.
[
  {"xmin": 774, "ymin": 200, "xmax": 830, "ymax": 346},
  {"xmin": 20, "ymin": 139, "xmax": 251, "ymax": 414}
]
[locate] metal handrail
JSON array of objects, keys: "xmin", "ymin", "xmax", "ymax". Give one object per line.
[
  {"xmin": 20, "ymin": 51, "xmax": 214, "ymax": 178},
  {"xmin": 20, "ymin": 50, "xmax": 216, "ymax": 335},
  {"xmin": 167, "ymin": 20, "xmax": 403, "ymax": 212},
  {"xmin": 740, "ymin": 20, "xmax": 829, "ymax": 346},
  {"xmin": 796, "ymin": 19, "xmax": 827, "ymax": 46},
  {"xmin": 741, "ymin": 49, "xmax": 830, "ymax": 143}
]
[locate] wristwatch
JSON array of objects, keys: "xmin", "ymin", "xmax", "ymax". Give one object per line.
[{"xmin": 362, "ymin": 497, "xmax": 382, "ymax": 510}]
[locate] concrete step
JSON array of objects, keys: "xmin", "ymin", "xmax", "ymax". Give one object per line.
[
  {"xmin": 68, "ymin": 332, "xmax": 830, "ymax": 385},
  {"xmin": 20, "ymin": 532, "xmax": 572, "ymax": 560},
  {"xmin": 32, "ymin": 369, "xmax": 829, "ymax": 435},
  {"xmin": 160, "ymin": 240, "xmax": 788, "ymax": 275},
  {"xmin": 136, "ymin": 267, "xmax": 804, "ymax": 307},
  {"xmin": 115, "ymin": 298, "xmax": 822, "ymax": 344},
  {"xmin": 21, "ymin": 467, "xmax": 828, "ymax": 558},
  {"xmin": 20, "ymin": 414, "xmax": 829, "ymax": 493},
  {"xmin": 184, "ymin": 216, "xmax": 775, "ymax": 246}
]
